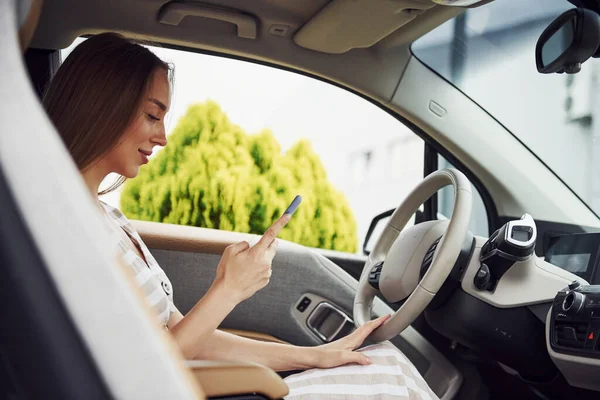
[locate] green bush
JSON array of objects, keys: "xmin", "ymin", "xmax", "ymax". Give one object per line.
[{"xmin": 120, "ymin": 101, "xmax": 358, "ymax": 252}]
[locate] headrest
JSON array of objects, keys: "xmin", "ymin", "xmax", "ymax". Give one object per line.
[{"xmin": 17, "ymin": 0, "xmax": 43, "ymax": 51}]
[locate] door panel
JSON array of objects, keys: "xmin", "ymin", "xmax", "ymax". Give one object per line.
[
  {"xmin": 151, "ymin": 245, "xmax": 355, "ymax": 346},
  {"xmin": 134, "ymin": 218, "xmax": 360, "ymax": 346}
]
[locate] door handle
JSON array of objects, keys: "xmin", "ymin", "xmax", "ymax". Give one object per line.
[{"xmin": 307, "ymin": 302, "xmax": 354, "ymax": 342}]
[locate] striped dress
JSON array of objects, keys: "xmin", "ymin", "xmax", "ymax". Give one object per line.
[
  {"xmin": 101, "ymin": 202, "xmax": 438, "ymax": 399},
  {"xmin": 101, "ymin": 201, "xmax": 176, "ymax": 328},
  {"xmin": 284, "ymin": 341, "xmax": 438, "ymax": 400}
]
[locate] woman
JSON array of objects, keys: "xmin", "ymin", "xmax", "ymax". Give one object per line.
[{"xmin": 43, "ymin": 32, "xmax": 438, "ymax": 399}]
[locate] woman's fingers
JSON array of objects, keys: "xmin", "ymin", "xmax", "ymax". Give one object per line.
[
  {"xmin": 226, "ymin": 240, "xmax": 250, "ymax": 255},
  {"xmin": 251, "ymin": 215, "xmax": 290, "ymax": 254},
  {"xmin": 350, "ymin": 314, "xmax": 392, "ymax": 346},
  {"xmin": 264, "ymin": 238, "xmax": 279, "ymax": 260},
  {"xmin": 215, "ymin": 215, "xmax": 289, "ymax": 303},
  {"xmin": 374, "ymin": 314, "xmax": 392, "ymax": 326},
  {"xmin": 342, "ymin": 350, "xmax": 372, "ymax": 366}
]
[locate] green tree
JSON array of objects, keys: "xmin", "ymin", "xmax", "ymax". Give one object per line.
[{"xmin": 120, "ymin": 101, "xmax": 358, "ymax": 252}]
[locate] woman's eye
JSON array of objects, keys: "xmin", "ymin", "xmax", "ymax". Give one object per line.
[{"xmin": 146, "ymin": 113, "xmax": 160, "ymax": 122}]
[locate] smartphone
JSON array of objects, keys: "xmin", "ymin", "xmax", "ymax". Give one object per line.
[{"xmin": 283, "ymin": 195, "xmax": 302, "ymax": 216}]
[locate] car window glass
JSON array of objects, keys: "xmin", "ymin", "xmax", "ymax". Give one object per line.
[
  {"xmin": 61, "ymin": 38, "xmax": 425, "ymax": 254},
  {"xmin": 412, "ymin": 0, "xmax": 600, "ymax": 217}
]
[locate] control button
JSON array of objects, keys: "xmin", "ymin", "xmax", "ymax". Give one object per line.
[
  {"xmin": 474, "ymin": 264, "xmax": 491, "ymax": 290},
  {"xmin": 569, "ymin": 280, "xmax": 582, "ymax": 291},
  {"xmin": 424, "ymin": 252, "xmax": 434, "ymax": 265},
  {"xmin": 371, "ymin": 262, "xmax": 384, "ymax": 274},
  {"xmin": 587, "ymin": 298, "xmax": 600, "ymax": 308},
  {"xmin": 562, "ymin": 291, "xmax": 586, "ymax": 315},
  {"xmin": 563, "ymin": 326, "xmax": 578, "ymax": 341},
  {"xmin": 585, "ymin": 330, "xmax": 596, "ymax": 350},
  {"xmin": 368, "ymin": 270, "xmax": 381, "ymax": 290},
  {"xmin": 296, "ymin": 296, "xmax": 312, "ymax": 312}
]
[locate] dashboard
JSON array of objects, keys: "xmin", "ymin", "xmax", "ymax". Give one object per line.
[{"xmin": 424, "ymin": 216, "xmax": 600, "ymax": 395}]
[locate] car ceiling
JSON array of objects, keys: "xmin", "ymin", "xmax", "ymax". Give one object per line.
[{"xmin": 30, "ymin": 0, "xmax": 467, "ymax": 105}]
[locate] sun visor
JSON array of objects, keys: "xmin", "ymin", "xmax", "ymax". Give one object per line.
[{"xmin": 293, "ymin": 0, "xmax": 437, "ymax": 54}]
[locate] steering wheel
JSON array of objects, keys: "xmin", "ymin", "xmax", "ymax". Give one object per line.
[{"xmin": 354, "ymin": 168, "xmax": 473, "ymax": 341}]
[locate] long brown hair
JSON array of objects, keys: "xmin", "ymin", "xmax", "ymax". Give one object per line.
[{"xmin": 43, "ymin": 32, "xmax": 173, "ymax": 194}]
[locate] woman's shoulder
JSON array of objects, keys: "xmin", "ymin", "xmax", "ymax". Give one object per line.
[{"xmin": 100, "ymin": 200, "xmax": 129, "ymax": 225}]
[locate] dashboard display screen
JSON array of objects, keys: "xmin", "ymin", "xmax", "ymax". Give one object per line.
[
  {"xmin": 545, "ymin": 253, "xmax": 591, "ymax": 274},
  {"xmin": 511, "ymin": 229, "xmax": 531, "ymax": 242},
  {"xmin": 545, "ymin": 233, "xmax": 600, "ymax": 283}
]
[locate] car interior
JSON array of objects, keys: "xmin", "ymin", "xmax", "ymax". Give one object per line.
[{"xmin": 4, "ymin": 0, "xmax": 600, "ymax": 399}]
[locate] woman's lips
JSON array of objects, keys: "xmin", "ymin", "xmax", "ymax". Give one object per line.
[{"xmin": 139, "ymin": 150, "xmax": 150, "ymax": 164}]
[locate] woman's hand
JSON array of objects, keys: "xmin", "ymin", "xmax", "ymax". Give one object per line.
[
  {"xmin": 212, "ymin": 214, "xmax": 291, "ymax": 305},
  {"xmin": 313, "ymin": 314, "xmax": 392, "ymax": 368}
]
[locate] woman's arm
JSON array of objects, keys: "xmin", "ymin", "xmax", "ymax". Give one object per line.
[
  {"xmin": 168, "ymin": 283, "xmax": 237, "ymax": 358},
  {"xmin": 169, "ymin": 216, "xmax": 289, "ymax": 358},
  {"xmin": 194, "ymin": 329, "xmax": 321, "ymax": 371},
  {"xmin": 172, "ymin": 307, "xmax": 390, "ymax": 371}
]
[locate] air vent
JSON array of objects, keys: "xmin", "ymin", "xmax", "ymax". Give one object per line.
[
  {"xmin": 420, "ymin": 236, "xmax": 442, "ymax": 278},
  {"xmin": 554, "ymin": 321, "xmax": 589, "ymax": 349}
]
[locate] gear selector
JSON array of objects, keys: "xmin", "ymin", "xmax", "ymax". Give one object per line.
[{"xmin": 474, "ymin": 214, "xmax": 537, "ymax": 291}]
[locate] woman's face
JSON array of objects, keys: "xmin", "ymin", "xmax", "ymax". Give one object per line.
[{"xmin": 102, "ymin": 68, "xmax": 171, "ymax": 178}]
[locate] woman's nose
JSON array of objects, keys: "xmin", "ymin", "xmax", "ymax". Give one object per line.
[{"xmin": 153, "ymin": 127, "xmax": 168, "ymax": 147}]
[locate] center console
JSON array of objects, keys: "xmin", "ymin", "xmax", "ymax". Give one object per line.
[
  {"xmin": 550, "ymin": 282, "xmax": 600, "ymax": 357},
  {"xmin": 548, "ymin": 282, "xmax": 600, "ymax": 391}
]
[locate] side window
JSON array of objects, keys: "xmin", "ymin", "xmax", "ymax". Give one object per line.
[
  {"xmin": 437, "ymin": 156, "xmax": 489, "ymax": 237},
  {"xmin": 61, "ymin": 38, "xmax": 425, "ymax": 255}
]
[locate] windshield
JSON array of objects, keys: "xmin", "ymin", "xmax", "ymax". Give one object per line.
[{"xmin": 412, "ymin": 0, "xmax": 600, "ymax": 217}]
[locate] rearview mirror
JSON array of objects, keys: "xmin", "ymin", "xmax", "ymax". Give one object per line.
[{"xmin": 536, "ymin": 8, "xmax": 600, "ymax": 74}]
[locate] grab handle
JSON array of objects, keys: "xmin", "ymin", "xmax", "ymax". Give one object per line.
[{"xmin": 158, "ymin": 2, "xmax": 258, "ymax": 39}]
